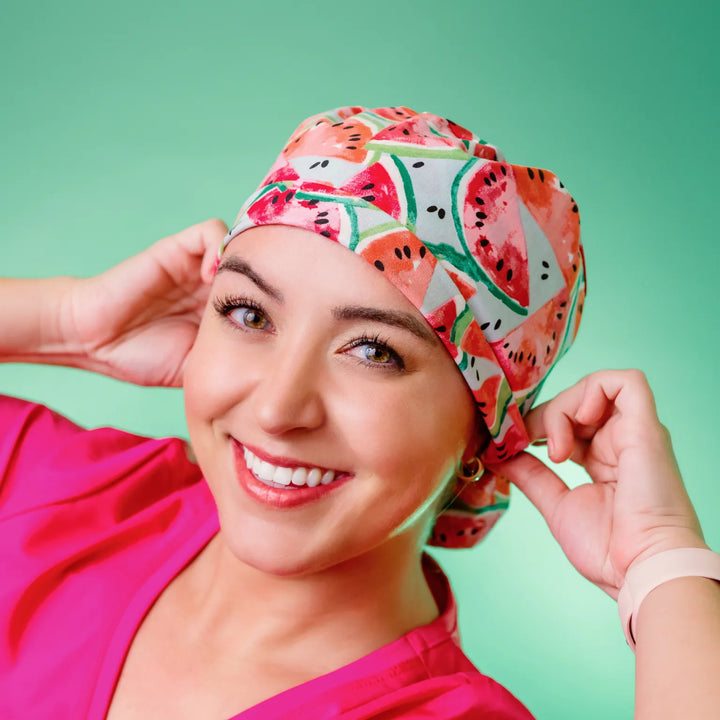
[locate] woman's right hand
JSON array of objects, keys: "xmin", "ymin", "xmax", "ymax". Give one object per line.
[{"xmin": 62, "ymin": 219, "xmax": 228, "ymax": 387}]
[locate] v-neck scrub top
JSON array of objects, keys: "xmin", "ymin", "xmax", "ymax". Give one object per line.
[{"xmin": 0, "ymin": 395, "xmax": 535, "ymax": 719}]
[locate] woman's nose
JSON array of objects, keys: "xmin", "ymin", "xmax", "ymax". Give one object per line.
[{"xmin": 252, "ymin": 340, "xmax": 327, "ymax": 436}]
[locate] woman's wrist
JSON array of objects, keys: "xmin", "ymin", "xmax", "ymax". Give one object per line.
[{"xmin": 0, "ymin": 276, "xmax": 88, "ymax": 365}]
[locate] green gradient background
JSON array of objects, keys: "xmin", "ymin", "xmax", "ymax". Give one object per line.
[{"xmin": 1, "ymin": 1, "xmax": 718, "ymax": 717}]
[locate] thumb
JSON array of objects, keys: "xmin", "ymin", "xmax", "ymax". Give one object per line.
[{"xmin": 490, "ymin": 451, "xmax": 570, "ymax": 527}]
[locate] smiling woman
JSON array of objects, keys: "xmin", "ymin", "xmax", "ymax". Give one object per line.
[{"xmin": 1, "ymin": 106, "xmax": 719, "ymax": 720}]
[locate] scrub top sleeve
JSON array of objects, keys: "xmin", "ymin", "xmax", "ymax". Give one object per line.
[{"xmin": 0, "ymin": 394, "xmax": 172, "ymax": 517}]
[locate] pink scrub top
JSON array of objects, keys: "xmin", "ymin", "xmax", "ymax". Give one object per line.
[{"xmin": 0, "ymin": 395, "xmax": 535, "ymax": 719}]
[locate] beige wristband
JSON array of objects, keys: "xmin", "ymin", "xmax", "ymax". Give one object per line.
[{"xmin": 617, "ymin": 547, "xmax": 720, "ymax": 650}]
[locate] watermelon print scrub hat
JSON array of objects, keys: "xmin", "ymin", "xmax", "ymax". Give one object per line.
[{"xmin": 219, "ymin": 106, "xmax": 587, "ymax": 549}]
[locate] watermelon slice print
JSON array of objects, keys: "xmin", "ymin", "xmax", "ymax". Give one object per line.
[
  {"xmin": 282, "ymin": 117, "xmax": 375, "ymax": 164},
  {"xmin": 514, "ymin": 165, "xmax": 582, "ymax": 289},
  {"xmin": 360, "ymin": 230, "xmax": 437, "ymax": 309},
  {"xmin": 340, "ymin": 162, "xmax": 404, "ymax": 224},
  {"xmin": 246, "ymin": 184, "xmax": 344, "ymax": 240},
  {"xmin": 491, "ymin": 287, "xmax": 571, "ymax": 392},
  {"xmin": 452, "ymin": 159, "xmax": 530, "ymax": 311}
]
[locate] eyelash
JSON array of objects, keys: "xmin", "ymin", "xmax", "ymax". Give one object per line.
[{"xmin": 212, "ymin": 295, "xmax": 405, "ymax": 371}]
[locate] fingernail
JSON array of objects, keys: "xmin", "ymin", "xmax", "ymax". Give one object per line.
[{"xmin": 530, "ymin": 439, "xmax": 547, "ymax": 447}]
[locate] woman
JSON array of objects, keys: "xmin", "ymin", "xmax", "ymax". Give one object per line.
[{"xmin": 1, "ymin": 106, "xmax": 718, "ymax": 719}]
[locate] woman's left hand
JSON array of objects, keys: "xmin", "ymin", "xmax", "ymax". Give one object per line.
[{"xmin": 491, "ymin": 369, "xmax": 708, "ymax": 599}]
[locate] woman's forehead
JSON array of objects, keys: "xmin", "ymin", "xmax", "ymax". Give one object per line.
[{"xmin": 219, "ymin": 225, "xmax": 421, "ymax": 310}]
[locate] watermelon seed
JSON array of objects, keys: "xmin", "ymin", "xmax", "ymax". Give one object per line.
[
  {"xmin": 471, "ymin": 528, "xmax": 479, "ymax": 535},
  {"xmin": 374, "ymin": 260, "xmax": 385, "ymax": 271},
  {"xmin": 579, "ymin": 303, "xmax": 584, "ymax": 313},
  {"xmin": 500, "ymin": 165, "xmax": 507, "ymax": 175},
  {"xmin": 475, "ymin": 197, "xmax": 485, "ymax": 204},
  {"xmin": 438, "ymin": 209, "xmax": 446, "ymax": 219},
  {"xmin": 470, "ymin": 357, "xmax": 475, "ymax": 367},
  {"xmin": 490, "ymin": 172, "xmax": 497, "ymax": 182},
  {"xmin": 539, "ymin": 169, "xmax": 545, "ymax": 182},
  {"xmin": 440, "ymin": 533, "xmax": 447, "ymax": 542},
  {"xmin": 315, "ymin": 218, "xmax": 329, "ymax": 225},
  {"xmin": 457, "ymin": 530, "xmax": 464, "ymax": 536},
  {"xmin": 476, "ymin": 211, "xmax": 487, "ymax": 219},
  {"xmin": 557, "ymin": 313, "xmax": 563, "ymax": 320},
  {"xmin": 560, "ymin": 301, "xmax": 567, "ymax": 308},
  {"xmin": 315, "ymin": 120, "xmax": 323, "ymax": 126},
  {"xmin": 546, "ymin": 345, "xmax": 551, "ymax": 354},
  {"xmin": 559, "ymin": 180, "xmax": 565, "ymax": 188},
  {"xmin": 506, "ymin": 269, "xmax": 513, "ymax": 281},
  {"xmin": 427, "ymin": 205, "xmax": 437, "ymax": 212},
  {"xmin": 402, "ymin": 129, "xmax": 410, "ymax": 135},
  {"xmin": 494, "ymin": 319, "xmax": 502, "ymax": 330},
  {"xmin": 481, "ymin": 322, "xmax": 490, "ymax": 330},
  {"xmin": 518, "ymin": 351, "xmax": 524, "ymax": 362},
  {"xmin": 320, "ymin": 230, "xmax": 331, "ymax": 238},
  {"xmin": 435, "ymin": 325, "xmax": 446, "ymax": 332},
  {"xmin": 532, "ymin": 356, "xmax": 537, "ymax": 366},
  {"xmin": 572, "ymin": 204, "xmax": 579, "ymax": 213},
  {"xmin": 394, "ymin": 248, "xmax": 403, "ymax": 259},
  {"xmin": 347, "ymin": 146, "xmax": 357, "ymax": 150},
  {"xmin": 497, "ymin": 451, "xmax": 507, "ymax": 460},
  {"xmin": 419, "ymin": 246, "xmax": 427, "ymax": 258},
  {"xmin": 317, "ymin": 211, "xmax": 329, "ymax": 217},
  {"xmin": 343, "ymin": 125, "xmax": 354, "ymax": 129},
  {"xmin": 310, "ymin": 161, "xmax": 321, "ymax": 169},
  {"xmin": 286, "ymin": 191, "xmax": 294, "ymax": 201},
  {"xmin": 483, "ymin": 177, "xmax": 492, "ymax": 186},
  {"xmin": 362, "ymin": 183, "xmax": 375, "ymax": 190},
  {"xmin": 496, "ymin": 259, "xmax": 504, "ymax": 271},
  {"xmin": 413, "ymin": 161, "xmax": 424, "ymax": 168},
  {"xmin": 573, "ymin": 264, "xmax": 578, "ymax": 272},
  {"xmin": 478, "ymin": 401, "xmax": 486, "ymax": 407},
  {"xmin": 362, "ymin": 195, "xmax": 376, "ymax": 202},
  {"xmin": 475, "ymin": 370, "xmax": 481, "ymax": 382},
  {"xmin": 307, "ymin": 199, "xmax": 319, "ymax": 206},
  {"xmin": 503, "ymin": 343, "xmax": 509, "ymax": 349},
  {"xmin": 475, "ymin": 221, "xmax": 484, "ymax": 228},
  {"xmin": 321, "ymin": 160, "xmax": 329, "ymax": 168},
  {"xmin": 541, "ymin": 274, "xmax": 549, "ymax": 280},
  {"xmin": 403, "ymin": 245, "xmax": 411, "ymax": 258},
  {"xmin": 271, "ymin": 195, "xmax": 279, "ymax": 204},
  {"xmin": 497, "ymin": 442, "xmax": 506, "ymax": 451},
  {"xmin": 527, "ymin": 168, "xmax": 535, "ymax": 180},
  {"xmin": 552, "ymin": 331, "xmax": 556, "ymax": 340},
  {"xmin": 332, "ymin": 122, "xmax": 342, "ymax": 127},
  {"xmin": 480, "ymin": 239, "xmax": 489, "ymax": 247}
]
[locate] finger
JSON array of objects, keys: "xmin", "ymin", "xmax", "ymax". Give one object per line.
[
  {"xmin": 170, "ymin": 219, "xmax": 229, "ymax": 284},
  {"xmin": 491, "ymin": 451, "xmax": 571, "ymax": 526}
]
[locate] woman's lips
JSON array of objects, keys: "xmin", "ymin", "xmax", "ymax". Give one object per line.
[{"xmin": 232, "ymin": 439, "xmax": 351, "ymax": 509}]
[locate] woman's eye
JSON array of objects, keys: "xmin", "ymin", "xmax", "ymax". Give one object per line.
[
  {"xmin": 230, "ymin": 307, "xmax": 268, "ymax": 330},
  {"xmin": 345, "ymin": 337, "xmax": 404, "ymax": 370},
  {"xmin": 212, "ymin": 295, "xmax": 272, "ymax": 332}
]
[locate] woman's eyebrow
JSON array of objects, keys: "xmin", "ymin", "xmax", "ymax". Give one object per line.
[
  {"xmin": 332, "ymin": 306, "xmax": 438, "ymax": 346},
  {"xmin": 215, "ymin": 256, "xmax": 284, "ymax": 302}
]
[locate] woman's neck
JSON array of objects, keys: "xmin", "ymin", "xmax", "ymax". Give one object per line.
[{"xmin": 173, "ymin": 531, "xmax": 440, "ymax": 673}]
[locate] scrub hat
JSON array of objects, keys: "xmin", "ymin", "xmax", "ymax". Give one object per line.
[{"xmin": 219, "ymin": 106, "xmax": 586, "ymax": 549}]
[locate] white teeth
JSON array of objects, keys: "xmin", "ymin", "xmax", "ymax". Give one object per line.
[
  {"xmin": 242, "ymin": 447, "xmax": 340, "ymax": 489},
  {"xmin": 291, "ymin": 467, "xmax": 308, "ymax": 486},
  {"xmin": 273, "ymin": 466, "xmax": 293, "ymax": 486},
  {"xmin": 256, "ymin": 460, "xmax": 276, "ymax": 482}
]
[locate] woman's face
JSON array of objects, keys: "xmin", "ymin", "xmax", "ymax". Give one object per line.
[{"xmin": 184, "ymin": 225, "xmax": 478, "ymax": 576}]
